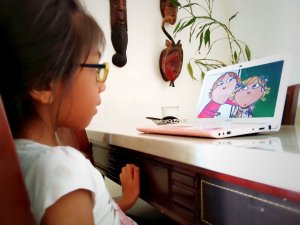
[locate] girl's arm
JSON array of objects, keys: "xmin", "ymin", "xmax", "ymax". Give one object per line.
[
  {"xmin": 41, "ymin": 189, "xmax": 94, "ymax": 225},
  {"xmin": 117, "ymin": 164, "xmax": 140, "ymax": 211}
]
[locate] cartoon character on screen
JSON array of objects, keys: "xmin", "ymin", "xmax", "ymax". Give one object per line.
[
  {"xmin": 230, "ymin": 76, "xmax": 270, "ymax": 118},
  {"xmin": 197, "ymin": 72, "xmax": 240, "ymax": 118}
]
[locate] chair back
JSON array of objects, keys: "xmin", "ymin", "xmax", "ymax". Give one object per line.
[
  {"xmin": 282, "ymin": 84, "xmax": 300, "ymax": 125},
  {"xmin": 0, "ymin": 96, "xmax": 36, "ymax": 225}
]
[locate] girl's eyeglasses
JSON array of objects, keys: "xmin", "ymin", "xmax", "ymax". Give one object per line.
[{"xmin": 80, "ymin": 62, "xmax": 110, "ymax": 83}]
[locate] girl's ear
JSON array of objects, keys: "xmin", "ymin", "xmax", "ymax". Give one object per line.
[
  {"xmin": 29, "ymin": 82, "xmax": 57, "ymax": 104},
  {"xmin": 29, "ymin": 89, "xmax": 54, "ymax": 104}
]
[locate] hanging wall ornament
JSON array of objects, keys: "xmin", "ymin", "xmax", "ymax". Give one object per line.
[
  {"xmin": 160, "ymin": 0, "xmax": 178, "ymax": 25},
  {"xmin": 159, "ymin": 16, "xmax": 183, "ymax": 87},
  {"xmin": 110, "ymin": 0, "xmax": 128, "ymax": 67}
]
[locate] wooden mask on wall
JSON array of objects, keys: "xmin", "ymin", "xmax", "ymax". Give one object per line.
[
  {"xmin": 159, "ymin": 0, "xmax": 183, "ymax": 87},
  {"xmin": 160, "ymin": 0, "xmax": 178, "ymax": 25},
  {"xmin": 159, "ymin": 38, "xmax": 183, "ymax": 87},
  {"xmin": 110, "ymin": 0, "xmax": 128, "ymax": 67}
]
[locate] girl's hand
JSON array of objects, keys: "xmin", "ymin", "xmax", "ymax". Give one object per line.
[{"xmin": 117, "ymin": 164, "xmax": 140, "ymax": 211}]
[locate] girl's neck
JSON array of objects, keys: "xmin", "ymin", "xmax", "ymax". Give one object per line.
[{"xmin": 20, "ymin": 120, "xmax": 59, "ymax": 147}]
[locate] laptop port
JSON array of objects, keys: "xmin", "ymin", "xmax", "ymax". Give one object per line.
[
  {"xmin": 227, "ymin": 131, "xmax": 231, "ymax": 135},
  {"xmin": 259, "ymin": 127, "xmax": 265, "ymax": 130}
]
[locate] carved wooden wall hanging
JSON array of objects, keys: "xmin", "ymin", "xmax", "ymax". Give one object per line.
[
  {"xmin": 159, "ymin": 0, "xmax": 183, "ymax": 87},
  {"xmin": 160, "ymin": 0, "xmax": 178, "ymax": 25},
  {"xmin": 110, "ymin": 0, "xmax": 128, "ymax": 67}
]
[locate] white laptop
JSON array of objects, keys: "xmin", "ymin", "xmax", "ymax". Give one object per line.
[{"xmin": 137, "ymin": 54, "xmax": 290, "ymax": 138}]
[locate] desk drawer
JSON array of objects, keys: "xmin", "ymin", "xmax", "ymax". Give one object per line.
[
  {"xmin": 171, "ymin": 169, "xmax": 198, "ymax": 224},
  {"xmin": 200, "ymin": 178, "xmax": 300, "ymax": 225}
]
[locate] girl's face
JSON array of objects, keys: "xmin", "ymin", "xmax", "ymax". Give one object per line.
[
  {"xmin": 211, "ymin": 73, "xmax": 237, "ymax": 104},
  {"xmin": 57, "ymin": 50, "xmax": 106, "ymax": 129},
  {"xmin": 234, "ymin": 78, "xmax": 264, "ymax": 108}
]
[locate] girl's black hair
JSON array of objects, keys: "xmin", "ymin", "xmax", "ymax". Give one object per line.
[{"xmin": 0, "ymin": 0, "xmax": 105, "ymax": 137}]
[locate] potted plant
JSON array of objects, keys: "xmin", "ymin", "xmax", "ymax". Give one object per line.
[{"xmin": 171, "ymin": 0, "xmax": 251, "ymax": 79}]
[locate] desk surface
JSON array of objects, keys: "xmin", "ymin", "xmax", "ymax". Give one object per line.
[{"xmin": 87, "ymin": 125, "xmax": 300, "ymax": 193}]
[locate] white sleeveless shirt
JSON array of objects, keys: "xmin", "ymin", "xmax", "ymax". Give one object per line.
[{"xmin": 15, "ymin": 139, "xmax": 136, "ymax": 225}]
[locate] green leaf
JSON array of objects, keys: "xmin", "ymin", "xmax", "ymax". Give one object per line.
[
  {"xmin": 204, "ymin": 28, "xmax": 210, "ymax": 47},
  {"xmin": 171, "ymin": 0, "xmax": 181, "ymax": 7},
  {"xmin": 190, "ymin": 26, "xmax": 197, "ymax": 42},
  {"xmin": 178, "ymin": 21, "xmax": 187, "ymax": 32},
  {"xmin": 245, "ymin": 45, "xmax": 251, "ymax": 61},
  {"xmin": 182, "ymin": 3, "xmax": 200, "ymax": 8},
  {"xmin": 173, "ymin": 20, "xmax": 181, "ymax": 34},
  {"xmin": 179, "ymin": 17, "xmax": 196, "ymax": 32},
  {"xmin": 184, "ymin": 17, "xmax": 196, "ymax": 28},
  {"xmin": 201, "ymin": 71, "xmax": 205, "ymax": 80},
  {"xmin": 229, "ymin": 12, "xmax": 239, "ymax": 22},
  {"xmin": 233, "ymin": 51, "xmax": 238, "ymax": 63},
  {"xmin": 187, "ymin": 62, "xmax": 197, "ymax": 80},
  {"xmin": 198, "ymin": 32, "xmax": 203, "ymax": 51},
  {"xmin": 195, "ymin": 25, "xmax": 205, "ymax": 39},
  {"xmin": 197, "ymin": 16, "xmax": 212, "ymax": 20}
]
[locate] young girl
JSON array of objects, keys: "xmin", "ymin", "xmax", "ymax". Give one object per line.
[{"xmin": 0, "ymin": 0, "xmax": 140, "ymax": 224}]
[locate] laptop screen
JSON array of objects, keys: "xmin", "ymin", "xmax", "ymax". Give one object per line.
[{"xmin": 197, "ymin": 60, "xmax": 284, "ymax": 119}]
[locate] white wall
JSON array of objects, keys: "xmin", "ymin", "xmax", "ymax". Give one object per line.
[
  {"xmin": 84, "ymin": 0, "xmax": 300, "ymax": 131},
  {"xmin": 227, "ymin": 0, "xmax": 300, "ymax": 124}
]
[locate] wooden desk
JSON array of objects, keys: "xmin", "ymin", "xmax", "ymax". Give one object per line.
[{"xmin": 87, "ymin": 125, "xmax": 300, "ymax": 225}]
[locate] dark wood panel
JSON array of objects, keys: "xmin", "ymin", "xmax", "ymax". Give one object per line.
[
  {"xmin": 91, "ymin": 142, "xmax": 300, "ymax": 225},
  {"xmin": 200, "ymin": 177, "xmax": 300, "ymax": 225}
]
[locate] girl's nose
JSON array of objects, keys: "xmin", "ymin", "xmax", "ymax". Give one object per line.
[{"xmin": 98, "ymin": 83, "xmax": 106, "ymax": 93}]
